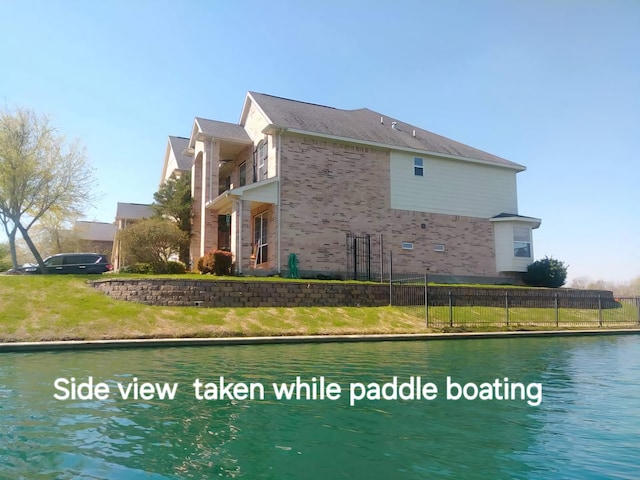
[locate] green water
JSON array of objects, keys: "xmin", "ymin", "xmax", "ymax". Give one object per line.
[{"xmin": 1, "ymin": 335, "xmax": 639, "ymax": 479}]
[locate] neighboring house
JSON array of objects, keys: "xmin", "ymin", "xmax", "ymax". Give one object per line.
[
  {"xmin": 111, "ymin": 202, "xmax": 154, "ymax": 271},
  {"xmin": 73, "ymin": 221, "xmax": 117, "ymax": 256},
  {"xmin": 160, "ymin": 136, "xmax": 192, "ymax": 183},
  {"xmin": 179, "ymin": 92, "xmax": 541, "ymax": 282}
]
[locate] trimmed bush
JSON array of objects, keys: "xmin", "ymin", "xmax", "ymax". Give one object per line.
[
  {"xmin": 523, "ymin": 256, "xmax": 568, "ymax": 288},
  {"xmin": 121, "ymin": 263, "xmax": 155, "ymax": 274},
  {"xmin": 213, "ymin": 250, "xmax": 233, "ymax": 275},
  {"xmin": 197, "ymin": 252, "xmax": 214, "ymax": 274},
  {"xmin": 166, "ymin": 260, "xmax": 187, "ymax": 274},
  {"xmin": 196, "ymin": 249, "xmax": 233, "ymax": 275}
]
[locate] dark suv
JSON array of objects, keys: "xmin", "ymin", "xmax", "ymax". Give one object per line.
[{"xmin": 15, "ymin": 253, "xmax": 112, "ymax": 274}]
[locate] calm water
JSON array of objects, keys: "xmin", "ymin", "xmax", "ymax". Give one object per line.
[{"xmin": 1, "ymin": 335, "xmax": 639, "ymax": 479}]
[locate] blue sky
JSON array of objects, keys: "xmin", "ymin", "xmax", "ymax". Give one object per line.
[{"xmin": 2, "ymin": 1, "xmax": 638, "ymax": 282}]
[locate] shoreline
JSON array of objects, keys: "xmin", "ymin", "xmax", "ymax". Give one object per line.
[{"xmin": 1, "ymin": 328, "xmax": 639, "ymax": 352}]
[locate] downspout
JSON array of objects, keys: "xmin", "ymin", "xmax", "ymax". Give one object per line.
[
  {"xmin": 238, "ymin": 199, "xmax": 243, "ymax": 274},
  {"xmin": 277, "ymin": 129, "xmax": 283, "ymax": 275}
]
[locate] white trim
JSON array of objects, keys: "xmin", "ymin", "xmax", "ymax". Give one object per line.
[
  {"xmin": 490, "ymin": 215, "xmax": 541, "ymax": 229},
  {"xmin": 267, "ymin": 126, "xmax": 525, "ymax": 172},
  {"xmin": 240, "ymin": 92, "xmax": 274, "ymax": 126}
]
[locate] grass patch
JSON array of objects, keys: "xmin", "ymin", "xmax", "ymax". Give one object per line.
[{"xmin": 0, "ymin": 275, "xmax": 637, "ymax": 343}]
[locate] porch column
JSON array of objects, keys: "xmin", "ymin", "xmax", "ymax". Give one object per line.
[
  {"xmin": 200, "ymin": 139, "xmax": 220, "ymax": 256},
  {"xmin": 191, "ymin": 154, "xmax": 203, "ymax": 264}
]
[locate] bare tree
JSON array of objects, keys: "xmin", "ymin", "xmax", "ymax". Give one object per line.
[{"xmin": 0, "ymin": 107, "xmax": 95, "ymax": 271}]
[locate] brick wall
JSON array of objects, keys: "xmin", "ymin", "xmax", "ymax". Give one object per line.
[{"xmin": 278, "ymin": 133, "xmax": 497, "ymax": 279}]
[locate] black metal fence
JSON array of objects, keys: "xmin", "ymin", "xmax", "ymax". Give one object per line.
[
  {"xmin": 390, "ymin": 276, "xmax": 640, "ymax": 329},
  {"xmin": 346, "ymin": 233, "xmax": 371, "ymax": 281}
]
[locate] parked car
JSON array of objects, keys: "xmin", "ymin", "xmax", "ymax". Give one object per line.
[{"xmin": 11, "ymin": 253, "xmax": 113, "ymax": 275}]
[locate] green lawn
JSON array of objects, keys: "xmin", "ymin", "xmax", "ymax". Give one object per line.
[
  {"xmin": 0, "ymin": 275, "xmax": 425, "ymax": 342},
  {"xmin": 0, "ymin": 275, "xmax": 637, "ymax": 342}
]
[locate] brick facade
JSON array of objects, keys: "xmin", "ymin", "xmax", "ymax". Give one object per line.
[
  {"xmin": 183, "ymin": 93, "xmax": 537, "ymax": 280},
  {"xmin": 278, "ymin": 134, "xmax": 496, "ymax": 278}
]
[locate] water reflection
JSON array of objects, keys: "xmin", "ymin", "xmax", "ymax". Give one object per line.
[{"xmin": 0, "ymin": 335, "xmax": 638, "ymax": 479}]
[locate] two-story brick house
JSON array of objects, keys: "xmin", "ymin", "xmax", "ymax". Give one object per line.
[{"xmin": 171, "ymin": 92, "xmax": 540, "ymax": 282}]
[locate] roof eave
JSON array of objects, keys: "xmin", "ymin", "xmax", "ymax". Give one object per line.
[
  {"xmin": 240, "ymin": 92, "xmax": 274, "ymax": 126},
  {"xmin": 279, "ymin": 127, "xmax": 526, "ymax": 171},
  {"xmin": 490, "ymin": 215, "xmax": 542, "ymax": 229}
]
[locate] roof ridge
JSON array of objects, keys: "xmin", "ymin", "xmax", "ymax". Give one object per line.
[{"xmin": 250, "ymin": 91, "xmax": 337, "ymax": 111}]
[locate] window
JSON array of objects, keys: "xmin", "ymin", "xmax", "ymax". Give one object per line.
[
  {"xmin": 257, "ymin": 140, "xmax": 268, "ymax": 181},
  {"xmin": 434, "ymin": 244, "xmax": 445, "ymax": 252},
  {"xmin": 239, "ymin": 161, "xmax": 246, "ymax": 187},
  {"xmin": 254, "ymin": 212, "xmax": 268, "ymax": 265},
  {"xmin": 514, "ymin": 227, "xmax": 531, "ymax": 257},
  {"xmin": 414, "ymin": 157, "xmax": 424, "ymax": 176},
  {"xmin": 401, "ymin": 242, "xmax": 414, "ymax": 250}
]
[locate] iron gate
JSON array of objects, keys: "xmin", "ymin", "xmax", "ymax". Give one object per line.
[{"xmin": 346, "ymin": 233, "xmax": 371, "ymax": 281}]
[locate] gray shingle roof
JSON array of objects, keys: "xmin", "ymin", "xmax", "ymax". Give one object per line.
[
  {"xmin": 74, "ymin": 221, "xmax": 116, "ymax": 242},
  {"xmin": 195, "ymin": 118, "xmax": 252, "ymax": 144},
  {"xmin": 168, "ymin": 136, "xmax": 192, "ymax": 171},
  {"xmin": 249, "ymin": 92, "xmax": 522, "ymax": 169},
  {"xmin": 115, "ymin": 202, "xmax": 153, "ymax": 220}
]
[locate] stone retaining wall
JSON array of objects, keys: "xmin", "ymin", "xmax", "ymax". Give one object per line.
[
  {"xmin": 92, "ymin": 279, "xmax": 615, "ymax": 309},
  {"xmin": 92, "ymin": 279, "xmax": 390, "ymax": 307}
]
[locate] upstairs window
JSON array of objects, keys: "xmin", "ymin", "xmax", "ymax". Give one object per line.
[
  {"xmin": 514, "ymin": 227, "xmax": 531, "ymax": 257},
  {"xmin": 414, "ymin": 157, "xmax": 424, "ymax": 176},
  {"xmin": 257, "ymin": 140, "xmax": 268, "ymax": 181},
  {"xmin": 239, "ymin": 161, "xmax": 246, "ymax": 187}
]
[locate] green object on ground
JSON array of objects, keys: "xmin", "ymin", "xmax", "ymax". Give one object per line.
[{"xmin": 288, "ymin": 253, "xmax": 299, "ymax": 279}]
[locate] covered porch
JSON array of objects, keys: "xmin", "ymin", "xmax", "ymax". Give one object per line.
[{"xmin": 207, "ymin": 178, "xmax": 279, "ymax": 274}]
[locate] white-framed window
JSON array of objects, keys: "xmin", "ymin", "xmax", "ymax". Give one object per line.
[
  {"xmin": 253, "ymin": 212, "xmax": 268, "ymax": 265},
  {"xmin": 402, "ymin": 242, "xmax": 414, "ymax": 250},
  {"xmin": 257, "ymin": 140, "xmax": 268, "ymax": 181},
  {"xmin": 434, "ymin": 244, "xmax": 445, "ymax": 252},
  {"xmin": 513, "ymin": 227, "xmax": 531, "ymax": 257},
  {"xmin": 414, "ymin": 157, "xmax": 424, "ymax": 176}
]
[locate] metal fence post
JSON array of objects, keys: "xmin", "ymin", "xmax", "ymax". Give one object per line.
[
  {"xmin": 448, "ymin": 290, "xmax": 453, "ymax": 328},
  {"xmin": 424, "ymin": 273, "xmax": 429, "ymax": 328},
  {"xmin": 505, "ymin": 291, "xmax": 510, "ymax": 327},
  {"xmin": 388, "ymin": 251, "xmax": 392, "ymax": 306},
  {"xmin": 598, "ymin": 295, "xmax": 603, "ymax": 327},
  {"xmin": 555, "ymin": 293, "xmax": 559, "ymax": 327}
]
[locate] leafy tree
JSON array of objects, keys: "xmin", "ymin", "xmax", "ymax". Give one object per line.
[
  {"xmin": 153, "ymin": 172, "xmax": 192, "ymax": 265},
  {"xmin": 0, "ymin": 107, "xmax": 94, "ymax": 271},
  {"xmin": 117, "ymin": 218, "xmax": 188, "ymax": 273},
  {"xmin": 523, "ymin": 256, "xmax": 568, "ymax": 288},
  {"xmin": 30, "ymin": 210, "xmax": 80, "ymax": 255}
]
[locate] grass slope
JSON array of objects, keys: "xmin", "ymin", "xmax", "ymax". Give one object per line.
[
  {"xmin": 0, "ymin": 276, "xmax": 637, "ymax": 342},
  {"xmin": 0, "ymin": 276, "xmax": 427, "ymax": 342}
]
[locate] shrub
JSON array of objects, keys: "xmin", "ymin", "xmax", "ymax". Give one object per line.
[
  {"xmin": 196, "ymin": 249, "xmax": 233, "ymax": 275},
  {"xmin": 166, "ymin": 260, "xmax": 187, "ymax": 274},
  {"xmin": 213, "ymin": 250, "xmax": 233, "ymax": 275},
  {"xmin": 121, "ymin": 263, "xmax": 155, "ymax": 274},
  {"xmin": 0, "ymin": 243, "xmax": 11, "ymax": 272},
  {"xmin": 523, "ymin": 256, "xmax": 568, "ymax": 288},
  {"xmin": 197, "ymin": 252, "xmax": 214, "ymax": 274},
  {"xmin": 117, "ymin": 218, "xmax": 188, "ymax": 274}
]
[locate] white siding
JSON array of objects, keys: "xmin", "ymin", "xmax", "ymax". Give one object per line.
[
  {"xmin": 493, "ymin": 222, "xmax": 533, "ymax": 273},
  {"xmin": 390, "ymin": 151, "xmax": 518, "ymax": 218}
]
